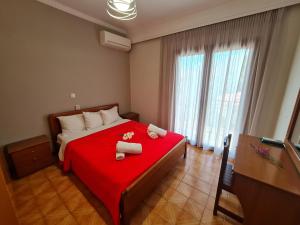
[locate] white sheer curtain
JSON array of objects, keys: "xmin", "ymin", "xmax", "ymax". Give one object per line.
[
  {"xmin": 174, "ymin": 53, "xmax": 205, "ymax": 145},
  {"xmin": 202, "ymin": 46, "xmax": 253, "ymax": 155}
]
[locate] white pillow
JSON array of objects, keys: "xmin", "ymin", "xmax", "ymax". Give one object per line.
[
  {"xmin": 57, "ymin": 114, "xmax": 85, "ymax": 134},
  {"xmin": 83, "ymin": 111, "xmax": 103, "ymax": 130},
  {"xmin": 100, "ymin": 106, "xmax": 122, "ymax": 125}
]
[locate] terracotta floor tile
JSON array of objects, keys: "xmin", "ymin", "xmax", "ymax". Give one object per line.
[
  {"xmin": 200, "ymin": 208, "xmax": 224, "ymax": 225},
  {"xmin": 69, "ymin": 197, "xmax": 95, "ymax": 214},
  {"xmin": 187, "ymin": 169, "xmax": 214, "ymax": 184},
  {"xmin": 144, "ymin": 211, "xmax": 171, "ymax": 225},
  {"xmin": 14, "ymin": 198, "xmax": 38, "ymax": 219},
  {"xmin": 209, "ymin": 186, "xmax": 217, "ymax": 198},
  {"xmin": 36, "ymin": 195, "xmax": 69, "ymax": 217},
  {"xmin": 183, "ymin": 198, "xmax": 205, "ymax": 220},
  {"xmin": 30, "ymin": 179, "xmax": 53, "ymax": 196},
  {"xmin": 154, "ymin": 182, "xmax": 170, "ymax": 196},
  {"xmin": 35, "ymin": 188, "xmax": 58, "ymax": 202},
  {"xmin": 131, "ymin": 203, "xmax": 152, "ymax": 225},
  {"xmin": 144, "ymin": 192, "xmax": 167, "ymax": 209},
  {"xmin": 132, "ymin": 208, "xmax": 171, "ymax": 225},
  {"xmin": 163, "ymin": 187, "xmax": 188, "ymax": 208},
  {"xmin": 19, "ymin": 217, "xmax": 46, "ymax": 225},
  {"xmin": 50, "ymin": 175, "xmax": 74, "ymax": 193},
  {"xmin": 18, "ymin": 211, "xmax": 44, "ymax": 225},
  {"xmin": 170, "ymin": 169, "xmax": 186, "ymax": 180},
  {"xmin": 175, "ymin": 209, "xmax": 201, "ymax": 225},
  {"xmin": 9, "ymin": 180, "xmax": 31, "ymax": 197},
  {"xmin": 72, "ymin": 210, "xmax": 106, "ymax": 225},
  {"xmin": 59, "ymin": 185, "xmax": 84, "ymax": 202},
  {"xmin": 11, "ymin": 188, "xmax": 35, "ymax": 206},
  {"xmin": 191, "ymin": 190, "xmax": 209, "ymax": 206},
  {"xmin": 176, "ymin": 181, "xmax": 195, "ymax": 197},
  {"xmin": 152, "ymin": 202, "xmax": 182, "ymax": 225},
  {"xmin": 182, "ymin": 175, "xmax": 211, "ymax": 195},
  {"xmin": 44, "ymin": 214, "xmax": 78, "ymax": 225},
  {"xmin": 206, "ymin": 196, "xmax": 215, "ymax": 210},
  {"xmin": 163, "ymin": 175, "xmax": 182, "ymax": 189}
]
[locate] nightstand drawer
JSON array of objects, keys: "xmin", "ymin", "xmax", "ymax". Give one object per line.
[{"xmin": 11, "ymin": 144, "xmax": 48, "ymax": 164}]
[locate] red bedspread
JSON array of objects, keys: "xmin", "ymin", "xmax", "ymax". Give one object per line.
[{"xmin": 63, "ymin": 121, "xmax": 184, "ymax": 225}]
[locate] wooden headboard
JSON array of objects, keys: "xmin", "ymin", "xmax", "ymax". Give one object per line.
[{"xmin": 48, "ymin": 103, "xmax": 119, "ymax": 153}]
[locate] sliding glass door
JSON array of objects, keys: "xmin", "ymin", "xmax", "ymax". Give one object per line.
[{"xmin": 174, "ymin": 45, "xmax": 253, "ymax": 155}]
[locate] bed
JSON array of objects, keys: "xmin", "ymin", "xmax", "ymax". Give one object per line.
[{"xmin": 48, "ymin": 103, "xmax": 187, "ymax": 225}]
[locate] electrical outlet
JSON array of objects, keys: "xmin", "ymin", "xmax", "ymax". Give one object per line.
[{"xmin": 75, "ymin": 104, "xmax": 81, "ymax": 110}]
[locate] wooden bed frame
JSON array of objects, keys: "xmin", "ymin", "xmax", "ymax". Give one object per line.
[{"xmin": 48, "ymin": 103, "xmax": 187, "ymax": 225}]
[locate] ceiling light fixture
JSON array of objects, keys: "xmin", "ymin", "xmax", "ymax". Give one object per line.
[{"xmin": 107, "ymin": 0, "xmax": 137, "ymax": 21}]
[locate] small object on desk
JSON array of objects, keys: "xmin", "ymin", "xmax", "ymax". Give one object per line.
[
  {"xmin": 260, "ymin": 137, "xmax": 284, "ymax": 148},
  {"xmin": 120, "ymin": 112, "xmax": 139, "ymax": 122},
  {"xmin": 4, "ymin": 135, "xmax": 53, "ymax": 179},
  {"xmin": 250, "ymin": 144, "xmax": 283, "ymax": 168}
]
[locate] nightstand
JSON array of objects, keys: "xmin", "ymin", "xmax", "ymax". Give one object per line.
[
  {"xmin": 120, "ymin": 112, "xmax": 140, "ymax": 122},
  {"xmin": 4, "ymin": 135, "xmax": 53, "ymax": 179}
]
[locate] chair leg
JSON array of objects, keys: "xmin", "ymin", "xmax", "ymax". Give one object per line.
[{"xmin": 213, "ymin": 188, "xmax": 222, "ymax": 215}]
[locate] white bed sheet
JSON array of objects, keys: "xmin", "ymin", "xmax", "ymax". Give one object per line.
[{"xmin": 57, "ymin": 119, "xmax": 129, "ymax": 161}]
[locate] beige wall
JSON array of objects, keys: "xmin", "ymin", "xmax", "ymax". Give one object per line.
[
  {"xmin": 274, "ymin": 34, "xmax": 300, "ymax": 140},
  {"xmin": 129, "ymin": 5, "xmax": 300, "ymax": 137},
  {"xmin": 0, "ymin": 0, "xmax": 130, "ymax": 146},
  {"xmin": 129, "ymin": 39, "xmax": 161, "ymax": 124}
]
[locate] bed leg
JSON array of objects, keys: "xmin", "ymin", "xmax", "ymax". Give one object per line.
[
  {"xmin": 120, "ymin": 192, "xmax": 130, "ymax": 225},
  {"xmin": 121, "ymin": 215, "xmax": 130, "ymax": 225},
  {"xmin": 183, "ymin": 140, "xmax": 187, "ymax": 159}
]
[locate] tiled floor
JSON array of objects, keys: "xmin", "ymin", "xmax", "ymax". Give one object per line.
[{"xmin": 7, "ymin": 145, "xmax": 243, "ymax": 225}]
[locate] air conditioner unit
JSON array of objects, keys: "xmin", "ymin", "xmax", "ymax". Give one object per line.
[{"xmin": 100, "ymin": 31, "xmax": 131, "ymax": 51}]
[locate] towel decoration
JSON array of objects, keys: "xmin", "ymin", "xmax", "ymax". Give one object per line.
[
  {"xmin": 123, "ymin": 131, "xmax": 134, "ymax": 140},
  {"xmin": 117, "ymin": 141, "xmax": 142, "ymax": 154},
  {"xmin": 147, "ymin": 130, "xmax": 158, "ymax": 139},
  {"xmin": 147, "ymin": 124, "xmax": 167, "ymax": 139},
  {"xmin": 115, "ymin": 141, "xmax": 142, "ymax": 160},
  {"xmin": 116, "ymin": 125, "xmax": 167, "ymax": 160},
  {"xmin": 116, "ymin": 152, "xmax": 125, "ymax": 160}
]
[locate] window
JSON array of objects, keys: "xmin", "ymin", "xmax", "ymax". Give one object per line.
[{"xmin": 174, "ymin": 45, "xmax": 253, "ymax": 155}]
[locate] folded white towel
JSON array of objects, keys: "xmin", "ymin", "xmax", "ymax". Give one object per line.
[
  {"xmin": 116, "ymin": 152, "xmax": 125, "ymax": 160},
  {"xmin": 148, "ymin": 124, "xmax": 167, "ymax": 137},
  {"xmin": 116, "ymin": 141, "xmax": 142, "ymax": 154},
  {"xmin": 147, "ymin": 130, "xmax": 158, "ymax": 139}
]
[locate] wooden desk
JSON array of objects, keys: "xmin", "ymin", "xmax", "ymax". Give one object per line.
[{"xmin": 233, "ymin": 135, "xmax": 300, "ymax": 225}]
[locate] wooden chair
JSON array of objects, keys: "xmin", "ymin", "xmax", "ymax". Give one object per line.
[{"xmin": 213, "ymin": 134, "xmax": 243, "ymax": 223}]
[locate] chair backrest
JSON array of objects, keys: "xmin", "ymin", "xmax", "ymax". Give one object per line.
[{"xmin": 218, "ymin": 134, "xmax": 232, "ymax": 186}]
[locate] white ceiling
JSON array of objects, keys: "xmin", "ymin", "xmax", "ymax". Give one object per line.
[
  {"xmin": 53, "ymin": 0, "xmax": 230, "ymax": 30},
  {"xmin": 37, "ymin": 0, "xmax": 300, "ymax": 43}
]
